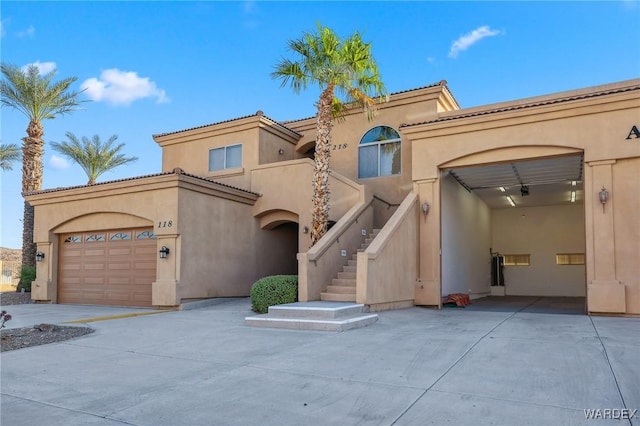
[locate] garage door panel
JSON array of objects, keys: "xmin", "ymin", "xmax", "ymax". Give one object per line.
[
  {"xmin": 134, "ymin": 261, "xmax": 156, "ymax": 271},
  {"xmin": 134, "ymin": 244, "xmax": 156, "ymax": 252},
  {"xmin": 108, "ymin": 263, "xmax": 133, "ymax": 271},
  {"xmin": 107, "ymin": 277, "xmax": 132, "ymax": 285},
  {"xmin": 109, "ymin": 248, "xmax": 132, "ymax": 256},
  {"xmin": 58, "ymin": 227, "xmax": 156, "ymax": 307}
]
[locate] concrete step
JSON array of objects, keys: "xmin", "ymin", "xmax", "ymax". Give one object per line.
[
  {"xmin": 337, "ymin": 271, "xmax": 356, "ymax": 279},
  {"xmin": 245, "ymin": 313, "xmax": 377, "ymax": 332},
  {"xmin": 245, "ymin": 301, "xmax": 378, "ymax": 332},
  {"xmin": 266, "ymin": 301, "xmax": 364, "ymax": 319},
  {"xmin": 332, "ymin": 278, "xmax": 356, "ymax": 287},
  {"xmin": 347, "ymin": 260, "xmax": 357, "ymax": 267},
  {"xmin": 320, "ymin": 292, "xmax": 357, "ymax": 302},
  {"xmin": 326, "ymin": 285, "xmax": 356, "ymax": 294},
  {"xmin": 342, "ymin": 265, "xmax": 356, "ymax": 273}
]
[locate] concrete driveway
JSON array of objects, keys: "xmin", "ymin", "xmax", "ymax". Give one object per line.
[{"xmin": 1, "ymin": 297, "xmax": 638, "ymax": 426}]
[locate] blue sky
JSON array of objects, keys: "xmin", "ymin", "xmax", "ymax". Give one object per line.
[{"xmin": 1, "ymin": 1, "xmax": 639, "ymax": 249}]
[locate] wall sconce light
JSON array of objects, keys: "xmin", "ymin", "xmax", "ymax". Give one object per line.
[
  {"xmin": 159, "ymin": 246, "xmax": 170, "ymax": 259},
  {"xmin": 520, "ymin": 185, "xmax": 529, "ymax": 197},
  {"xmin": 35, "ymin": 251, "xmax": 45, "ymax": 262},
  {"xmin": 302, "ymin": 226, "xmax": 309, "ymax": 234},
  {"xmin": 599, "ymin": 186, "xmax": 609, "ymax": 213},
  {"xmin": 421, "ymin": 202, "xmax": 430, "ymax": 216},
  {"xmin": 278, "ymin": 148, "xmax": 285, "ymax": 155}
]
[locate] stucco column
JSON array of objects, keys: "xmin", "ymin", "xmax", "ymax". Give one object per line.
[
  {"xmin": 585, "ymin": 160, "xmax": 625, "ymax": 313},
  {"xmin": 152, "ymin": 235, "xmax": 180, "ymax": 306},
  {"xmin": 413, "ymin": 178, "xmax": 440, "ymax": 306},
  {"xmin": 31, "ymin": 241, "xmax": 55, "ymax": 303}
]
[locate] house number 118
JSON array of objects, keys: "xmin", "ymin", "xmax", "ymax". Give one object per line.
[{"xmin": 158, "ymin": 220, "xmax": 173, "ymax": 228}]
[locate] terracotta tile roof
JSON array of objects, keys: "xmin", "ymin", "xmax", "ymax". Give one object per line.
[
  {"xmin": 23, "ymin": 168, "xmax": 260, "ymax": 197},
  {"xmin": 400, "ymin": 83, "xmax": 640, "ymax": 128},
  {"xmin": 281, "ymin": 81, "xmax": 451, "ymax": 125},
  {"xmin": 153, "ymin": 111, "xmax": 300, "ymax": 138}
]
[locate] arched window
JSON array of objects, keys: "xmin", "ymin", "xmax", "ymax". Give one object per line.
[{"xmin": 358, "ymin": 126, "xmax": 401, "ymax": 178}]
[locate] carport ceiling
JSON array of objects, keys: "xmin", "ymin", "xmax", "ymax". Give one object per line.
[{"xmin": 445, "ymin": 155, "xmax": 584, "ymax": 209}]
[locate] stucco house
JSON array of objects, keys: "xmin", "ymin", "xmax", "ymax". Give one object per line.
[{"xmin": 26, "ymin": 79, "xmax": 640, "ymax": 315}]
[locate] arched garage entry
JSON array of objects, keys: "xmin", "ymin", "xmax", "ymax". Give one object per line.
[
  {"xmin": 53, "ymin": 213, "xmax": 157, "ymax": 307},
  {"xmin": 439, "ymin": 150, "xmax": 586, "ymax": 312}
]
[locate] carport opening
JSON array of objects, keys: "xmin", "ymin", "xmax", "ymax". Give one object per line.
[{"xmin": 440, "ymin": 154, "xmax": 586, "ymax": 314}]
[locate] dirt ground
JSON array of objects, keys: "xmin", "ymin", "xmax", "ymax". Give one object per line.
[{"xmin": 1, "ymin": 291, "xmax": 94, "ymax": 352}]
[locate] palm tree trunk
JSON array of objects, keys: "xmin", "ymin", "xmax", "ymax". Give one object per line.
[
  {"xmin": 19, "ymin": 119, "xmax": 44, "ymax": 276},
  {"xmin": 310, "ymin": 85, "xmax": 334, "ymax": 246}
]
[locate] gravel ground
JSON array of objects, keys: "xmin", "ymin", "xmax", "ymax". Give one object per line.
[
  {"xmin": 0, "ymin": 291, "xmax": 34, "ymax": 305},
  {"xmin": 1, "ymin": 292, "xmax": 94, "ymax": 352}
]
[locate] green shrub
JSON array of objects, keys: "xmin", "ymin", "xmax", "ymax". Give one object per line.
[
  {"xmin": 250, "ymin": 275, "xmax": 298, "ymax": 313},
  {"xmin": 17, "ymin": 266, "xmax": 36, "ymax": 293}
]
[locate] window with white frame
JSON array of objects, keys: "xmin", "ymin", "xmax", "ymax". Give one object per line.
[
  {"xmin": 358, "ymin": 126, "xmax": 401, "ymax": 178},
  {"xmin": 209, "ymin": 144, "xmax": 242, "ymax": 172}
]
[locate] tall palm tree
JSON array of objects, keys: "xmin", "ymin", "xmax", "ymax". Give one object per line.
[
  {"xmin": 0, "ymin": 63, "xmax": 85, "ymax": 271},
  {"xmin": 0, "ymin": 143, "xmax": 20, "ymax": 170},
  {"xmin": 50, "ymin": 133, "xmax": 138, "ymax": 185},
  {"xmin": 272, "ymin": 24, "xmax": 386, "ymax": 245}
]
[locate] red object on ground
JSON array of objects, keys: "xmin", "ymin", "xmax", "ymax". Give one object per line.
[{"xmin": 442, "ymin": 293, "xmax": 471, "ymax": 306}]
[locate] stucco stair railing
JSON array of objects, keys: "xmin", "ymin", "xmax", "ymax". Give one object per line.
[{"xmin": 320, "ymin": 228, "xmax": 381, "ymax": 302}]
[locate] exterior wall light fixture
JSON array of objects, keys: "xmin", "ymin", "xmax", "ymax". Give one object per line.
[
  {"xmin": 35, "ymin": 251, "xmax": 45, "ymax": 262},
  {"xmin": 278, "ymin": 148, "xmax": 285, "ymax": 155},
  {"xmin": 302, "ymin": 226, "xmax": 309, "ymax": 234},
  {"xmin": 599, "ymin": 186, "xmax": 609, "ymax": 213},
  {"xmin": 159, "ymin": 246, "xmax": 170, "ymax": 259},
  {"xmin": 421, "ymin": 202, "xmax": 430, "ymax": 216}
]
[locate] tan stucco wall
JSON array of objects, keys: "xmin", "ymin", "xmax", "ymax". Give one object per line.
[
  {"xmin": 441, "ymin": 174, "xmax": 492, "ymax": 298},
  {"xmin": 357, "ymin": 192, "xmax": 418, "ymax": 308},
  {"xmin": 251, "ymin": 159, "xmax": 363, "ymax": 251},
  {"xmin": 155, "ymin": 114, "xmax": 300, "ymax": 190},
  {"xmin": 491, "ymin": 204, "xmax": 586, "ymax": 297},
  {"xmin": 25, "ymin": 173, "xmax": 263, "ymax": 306},
  {"xmin": 176, "ymin": 186, "xmax": 297, "ymax": 301},
  {"xmin": 286, "ymin": 85, "xmax": 454, "ymax": 218}
]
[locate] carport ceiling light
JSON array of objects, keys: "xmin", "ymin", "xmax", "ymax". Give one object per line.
[
  {"xmin": 499, "ymin": 186, "xmax": 506, "ymax": 192},
  {"xmin": 506, "ymin": 196, "xmax": 516, "ymax": 207}
]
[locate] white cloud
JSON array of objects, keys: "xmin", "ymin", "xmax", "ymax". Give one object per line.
[
  {"xmin": 81, "ymin": 68, "xmax": 170, "ymax": 106},
  {"xmin": 16, "ymin": 24, "xmax": 35, "ymax": 38},
  {"xmin": 0, "ymin": 18, "xmax": 8, "ymax": 38},
  {"xmin": 449, "ymin": 26, "xmax": 502, "ymax": 58},
  {"xmin": 50, "ymin": 155, "xmax": 69, "ymax": 170},
  {"xmin": 22, "ymin": 61, "xmax": 57, "ymax": 75}
]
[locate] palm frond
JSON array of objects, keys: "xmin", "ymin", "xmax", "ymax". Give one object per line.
[
  {"xmin": 0, "ymin": 63, "xmax": 87, "ymax": 123},
  {"xmin": 0, "ymin": 143, "xmax": 21, "ymax": 171},
  {"xmin": 50, "ymin": 132, "xmax": 137, "ymax": 185}
]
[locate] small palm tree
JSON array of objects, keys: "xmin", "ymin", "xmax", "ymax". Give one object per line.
[
  {"xmin": 0, "ymin": 143, "xmax": 20, "ymax": 170},
  {"xmin": 1, "ymin": 62, "xmax": 85, "ymax": 271},
  {"xmin": 50, "ymin": 133, "xmax": 138, "ymax": 185},
  {"xmin": 272, "ymin": 24, "xmax": 387, "ymax": 245}
]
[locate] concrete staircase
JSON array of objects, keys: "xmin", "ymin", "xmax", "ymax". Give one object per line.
[
  {"xmin": 320, "ymin": 229, "xmax": 381, "ymax": 302},
  {"xmin": 244, "ymin": 301, "xmax": 378, "ymax": 332}
]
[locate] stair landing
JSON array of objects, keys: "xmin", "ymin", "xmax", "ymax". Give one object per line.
[{"xmin": 244, "ymin": 301, "xmax": 378, "ymax": 332}]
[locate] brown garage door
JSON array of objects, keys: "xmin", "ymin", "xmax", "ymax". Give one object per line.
[{"xmin": 58, "ymin": 228, "xmax": 157, "ymax": 307}]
